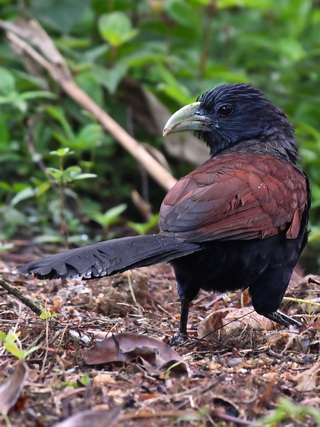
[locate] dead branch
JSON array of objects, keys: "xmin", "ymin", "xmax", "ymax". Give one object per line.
[
  {"xmin": 0, "ymin": 278, "xmax": 43, "ymax": 316},
  {"xmin": 0, "ymin": 18, "xmax": 177, "ymax": 191}
]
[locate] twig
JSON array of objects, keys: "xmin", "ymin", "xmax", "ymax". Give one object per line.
[
  {"xmin": 283, "ymin": 296, "xmax": 320, "ymax": 307},
  {"xmin": 0, "ymin": 18, "xmax": 177, "ymax": 191},
  {"xmin": 118, "ymin": 409, "xmax": 200, "ymax": 422},
  {"xmin": 131, "ymin": 189, "xmax": 153, "ymax": 221},
  {"xmin": 59, "ymin": 79, "xmax": 177, "ymax": 190},
  {"xmin": 309, "ymin": 277, "xmax": 320, "ymax": 286},
  {"xmin": 212, "ymin": 412, "xmax": 253, "ymax": 426},
  {"xmin": 0, "ymin": 278, "xmax": 43, "ymax": 316}
]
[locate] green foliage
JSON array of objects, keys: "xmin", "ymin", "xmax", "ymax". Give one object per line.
[
  {"xmin": 89, "ymin": 203, "xmax": 127, "ymax": 230},
  {"xmin": 0, "ymin": 67, "xmax": 55, "ymax": 112},
  {"xmin": 0, "ymin": 0, "xmax": 320, "ymax": 270},
  {"xmin": 56, "ymin": 373, "xmax": 91, "ymax": 389},
  {"xmin": 0, "ymin": 330, "xmax": 39, "ymax": 361},
  {"xmin": 255, "ymin": 397, "xmax": 320, "ymax": 426},
  {"xmin": 128, "ymin": 214, "xmax": 160, "ymax": 235},
  {"xmin": 99, "ymin": 12, "xmax": 139, "ymax": 47},
  {"xmin": 39, "ymin": 310, "xmax": 57, "ymax": 320}
]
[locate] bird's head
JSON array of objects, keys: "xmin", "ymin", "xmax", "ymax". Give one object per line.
[{"xmin": 163, "ymin": 83, "xmax": 297, "ymax": 161}]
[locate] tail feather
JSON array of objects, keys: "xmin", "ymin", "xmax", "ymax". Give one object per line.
[{"xmin": 18, "ymin": 234, "xmax": 201, "ymax": 280}]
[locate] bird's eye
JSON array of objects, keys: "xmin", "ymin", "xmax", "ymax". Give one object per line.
[{"xmin": 217, "ymin": 104, "xmax": 233, "ymax": 116}]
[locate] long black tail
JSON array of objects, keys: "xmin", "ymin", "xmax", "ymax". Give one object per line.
[{"xmin": 18, "ymin": 234, "xmax": 201, "ymax": 280}]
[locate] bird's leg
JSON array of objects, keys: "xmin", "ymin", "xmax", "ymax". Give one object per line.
[
  {"xmin": 179, "ymin": 296, "xmax": 190, "ymax": 335},
  {"xmin": 172, "ymin": 297, "xmax": 190, "ymax": 344},
  {"xmin": 265, "ymin": 310, "xmax": 302, "ymax": 328},
  {"xmin": 250, "ymin": 270, "xmax": 303, "ymax": 329}
]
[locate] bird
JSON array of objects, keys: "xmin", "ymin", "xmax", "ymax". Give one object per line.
[{"xmin": 19, "ymin": 83, "xmax": 310, "ymax": 340}]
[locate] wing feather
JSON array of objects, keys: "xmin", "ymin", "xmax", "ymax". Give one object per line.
[{"xmin": 159, "ymin": 153, "xmax": 307, "ymax": 242}]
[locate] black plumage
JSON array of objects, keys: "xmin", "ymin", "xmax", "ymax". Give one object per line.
[{"xmin": 19, "ymin": 83, "xmax": 310, "ymax": 338}]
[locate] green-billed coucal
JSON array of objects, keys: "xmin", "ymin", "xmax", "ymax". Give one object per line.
[{"xmin": 19, "ymin": 83, "xmax": 310, "ymax": 338}]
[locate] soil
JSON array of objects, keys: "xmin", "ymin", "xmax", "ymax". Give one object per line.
[{"xmin": 0, "ymin": 257, "xmax": 319, "ymax": 426}]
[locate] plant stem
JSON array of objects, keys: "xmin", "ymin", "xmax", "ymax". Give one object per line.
[
  {"xmin": 59, "ymin": 157, "xmax": 69, "ymax": 249},
  {"xmin": 0, "ymin": 278, "xmax": 43, "ymax": 315}
]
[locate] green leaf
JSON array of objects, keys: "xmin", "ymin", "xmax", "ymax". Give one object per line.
[
  {"xmin": 5, "ymin": 330, "xmax": 19, "ymax": 343},
  {"xmin": 80, "ymin": 373, "xmax": 90, "ymax": 386},
  {"xmin": 4, "ymin": 342, "xmax": 22, "ymax": 359},
  {"xmin": 0, "ymin": 181, "xmax": 11, "ymax": 191},
  {"xmin": 67, "ymin": 123, "xmax": 104, "ymax": 150},
  {"xmin": 36, "ymin": 182, "xmax": 52, "ymax": 197},
  {"xmin": 98, "ymin": 12, "xmax": 138, "ymax": 47},
  {"xmin": 10, "ymin": 187, "xmax": 36, "ymax": 207},
  {"xmin": 93, "ymin": 63, "xmax": 128, "ymax": 94},
  {"xmin": 75, "ymin": 71, "xmax": 104, "ymax": 106},
  {"xmin": 77, "ymin": 124, "xmax": 103, "ymax": 144},
  {"xmin": 0, "ymin": 88, "xmax": 55, "ymax": 112},
  {"xmin": 0, "ymin": 117, "xmax": 9, "ymax": 144},
  {"xmin": 63, "ymin": 166, "xmax": 82, "ymax": 181},
  {"xmin": 40, "ymin": 311, "xmax": 57, "ymax": 319},
  {"xmin": 127, "ymin": 214, "xmax": 159, "ymax": 235},
  {"xmin": 46, "ymin": 168, "xmax": 64, "ymax": 181},
  {"xmin": 0, "ymin": 67, "xmax": 15, "ymax": 95},
  {"xmin": 64, "ymin": 166, "xmax": 82, "ymax": 173},
  {"xmin": 217, "ymin": 0, "xmax": 273, "ymax": 9},
  {"xmin": 0, "ymin": 242, "xmax": 14, "ymax": 252},
  {"xmin": 166, "ymin": 0, "xmax": 197, "ymax": 27},
  {"xmin": 190, "ymin": 0, "xmax": 210, "ymax": 4},
  {"xmin": 33, "ymin": 235, "xmax": 64, "ymax": 244},
  {"xmin": 58, "ymin": 381, "xmax": 78, "ymax": 389},
  {"xmin": 46, "ymin": 106, "xmax": 75, "ymax": 140},
  {"xmin": 22, "ymin": 345, "xmax": 40, "ymax": 358},
  {"xmin": 90, "ymin": 204, "xmax": 127, "ymax": 228},
  {"xmin": 0, "ymin": 92, "xmax": 28, "ymax": 112},
  {"xmin": 71, "ymin": 173, "xmax": 97, "ymax": 180},
  {"xmin": 102, "ymin": 204, "xmax": 127, "ymax": 222},
  {"xmin": 1, "ymin": 206, "xmax": 27, "ymax": 227},
  {"xmin": 277, "ymin": 38, "xmax": 305, "ymax": 62},
  {"xmin": 20, "ymin": 90, "xmax": 56, "ymax": 101},
  {"xmin": 50, "ymin": 147, "xmax": 74, "ymax": 157},
  {"xmin": 31, "ymin": 0, "xmax": 91, "ymax": 34}
]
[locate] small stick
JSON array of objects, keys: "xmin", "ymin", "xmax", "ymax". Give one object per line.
[
  {"xmin": 309, "ymin": 277, "xmax": 320, "ymax": 286},
  {"xmin": 0, "ymin": 278, "xmax": 43, "ymax": 316}
]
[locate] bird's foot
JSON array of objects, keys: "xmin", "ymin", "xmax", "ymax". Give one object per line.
[
  {"xmin": 171, "ymin": 331, "xmax": 189, "ymax": 345},
  {"xmin": 266, "ymin": 310, "xmax": 302, "ymax": 328}
]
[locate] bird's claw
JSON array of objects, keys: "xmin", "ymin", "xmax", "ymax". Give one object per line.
[
  {"xmin": 171, "ymin": 331, "xmax": 189, "ymax": 345},
  {"xmin": 266, "ymin": 310, "xmax": 302, "ymax": 328}
]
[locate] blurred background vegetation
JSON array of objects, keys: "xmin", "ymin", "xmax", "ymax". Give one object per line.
[{"xmin": 0, "ymin": 0, "xmax": 319, "ymax": 272}]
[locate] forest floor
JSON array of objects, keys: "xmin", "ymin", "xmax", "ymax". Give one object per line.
[{"xmin": 0, "ymin": 253, "xmax": 319, "ymax": 427}]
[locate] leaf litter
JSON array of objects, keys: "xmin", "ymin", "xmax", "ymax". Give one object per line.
[{"xmin": 0, "ymin": 259, "xmax": 319, "ymax": 426}]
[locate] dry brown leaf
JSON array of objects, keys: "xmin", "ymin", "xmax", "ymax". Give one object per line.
[
  {"xmin": 292, "ymin": 361, "xmax": 320, "ymax": 392},
  {"xmin": 198, "ymin": 307, "xmax": 275, "ymax": 348},
  {"xmin": 93, "ymin": 374, "xmax": 116, "ymax": 386},
  {"xmin": 198, "ymin": 307, "xmax": 275, "ymax": 338},
  {"xmin": 83, "ymin": 333, "xmax": 190, "ymax": 375},
  {"xmin": 55, "ymin": 407, "xmax": 122, "ymax": 427},
  {"xmin": 266, "ymin": 331, "xmax": 296, "ymax": 353},
  {"xmin": 0, "ymin": 361, "xmax": 29, "ymax": 415}
]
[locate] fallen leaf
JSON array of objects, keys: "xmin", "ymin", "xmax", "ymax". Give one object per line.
[
  {"xmin": 292, "ymin": 361, "xmax": 320, "ymax": 392},
  {"xmin": 266, "ymin": 331, "xmax": 295, "ymax": 353},
  {"xmin": 55, "ymin": 407, "xmax": 121, "ymax": 427},
  {"xmin": 199, "ymin": 307, "xmax": 275, "ymax": 337},
  {"xmin": 0, "ymin": 361, "xmax": 29, "ymax": 415},
  {"xmin": 93, "ymin": 374, "xmax": 116, "ymax": 386},
  {"xmin": 198, "ymin": 307, "xmax": 275, "ymax": 348},
  {"xmin": 83, "ymin": 333, "xmax": 190, "ymax": 375}
]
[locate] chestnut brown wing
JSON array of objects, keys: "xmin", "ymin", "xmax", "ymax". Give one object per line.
[{"xmin": 159, "ymin": 153, "xmax": 308, "ymax": 242}]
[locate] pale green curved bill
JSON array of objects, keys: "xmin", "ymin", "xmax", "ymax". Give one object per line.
[{"xmin": 163, "ymin": 102, "xmax": 212, "ymax": 137}]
